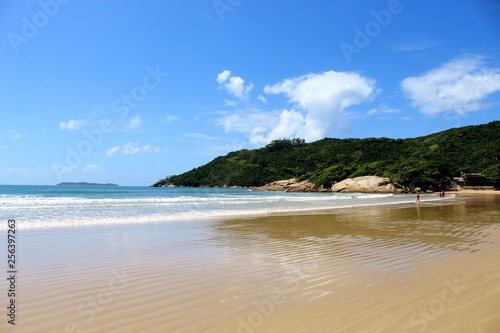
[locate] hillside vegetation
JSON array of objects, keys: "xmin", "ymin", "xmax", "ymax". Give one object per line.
[{"xmin": 155, "ymin": 121, "xmax": 500, "ymax": 189}]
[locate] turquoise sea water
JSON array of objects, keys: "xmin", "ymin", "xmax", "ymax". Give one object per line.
[{"xmin": 0, "ymin": 185, "xmax": 452, "ymax": 229}]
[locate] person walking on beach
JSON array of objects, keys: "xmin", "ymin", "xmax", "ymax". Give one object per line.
[{"xmin": 416, "ymin": 191, "xmax": 420, "ymax": 204}]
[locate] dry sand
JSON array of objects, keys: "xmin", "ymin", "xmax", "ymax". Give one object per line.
[{"xmin": 1, "ymin": 195, "xmax": 500, "ymax": 332}]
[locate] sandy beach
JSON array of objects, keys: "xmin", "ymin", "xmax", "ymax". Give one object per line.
[
  {"xmin": 1, "ymin": 194, "xmax": 500, "ymax": 333},
  {"xmin": 456, "ymin": 189, "xmax": 500, "ymax": 195}
]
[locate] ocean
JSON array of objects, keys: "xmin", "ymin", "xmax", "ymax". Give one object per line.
[{"xmin": 0, "ymin": 185, "xmax": 453, "ymax": 229}]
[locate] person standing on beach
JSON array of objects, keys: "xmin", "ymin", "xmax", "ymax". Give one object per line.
[{"xmin": 416, "ymin": 191, "xmax": 420, "ymax": 204}]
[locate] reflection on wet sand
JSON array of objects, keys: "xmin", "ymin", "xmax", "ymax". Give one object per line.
[
  {"xmin": 214, "ymin": 199, "xmax": 494, "ymax": 254},
  {"xmin": 207, "ymin": 196, "xmax": 500, "ymax": 332}
]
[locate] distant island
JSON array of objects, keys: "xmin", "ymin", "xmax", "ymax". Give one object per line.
[{"xmin": 57, "ymin": 182, "xmax": 119, "ymax": 186}]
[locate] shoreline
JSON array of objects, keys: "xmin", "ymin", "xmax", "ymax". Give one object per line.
[
  {"xmin": 2, "ymin": 189, "xmax": 497, "ymax": 232},
  {"xmin": 3, "ymin": 191, "xmax": 463, "ymax": 231},
  {"xmin": 10, "ymin": 192, "xmax": 493, "ymax": 233},
  {"xmin": 455, "ymin": 189, "xmax": 500, "ymax": 195}
]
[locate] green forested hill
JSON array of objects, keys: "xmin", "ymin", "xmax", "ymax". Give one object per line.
[{"xmin": 155, "ymin": 121, "xmax": 500, "ymax": 188}]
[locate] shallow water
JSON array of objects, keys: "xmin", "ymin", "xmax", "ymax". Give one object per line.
[
  {"xmin": 0, "ymin": 185, "xmax": 452, "ymax": 229},
  {"xmin": 0, "ymin": 194, "xmax": 499, "ymax": 332}
]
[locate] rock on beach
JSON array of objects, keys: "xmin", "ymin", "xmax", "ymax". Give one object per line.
[{"xmin": 256, "ymin": 176, "xmax": 399, "ymax": 193}]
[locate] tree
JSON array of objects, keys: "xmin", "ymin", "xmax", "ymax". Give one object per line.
[{"xmin": 265, "ymin": 138, "xmax": 305, "ymax": 151}]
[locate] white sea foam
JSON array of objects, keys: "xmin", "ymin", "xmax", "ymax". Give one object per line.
[{"xmin": 0, "ymin": 186, "xmax": 456, "ymax": 230}]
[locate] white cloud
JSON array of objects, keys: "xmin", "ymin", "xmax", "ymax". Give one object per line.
[
  {"xmin": 122, "ymin": 142, "xmax": 141, "ymax": 155},
  {"xmin": 7, "ymin": 129, "xmax": 23, "ymax": 140},
  {"xmin": 218, "ymin": 71, "xmax": 376, "ymax": 144},
  {"xmin": 219, "ymin": 109, "xmax": 306, "ymax": 145},
  {"xmin": 59, "ymin": 119, "xmax": 88, "ymax": 130},
  {"xmin": 141, "ymin": 144, "xmax": 160, "ymax": 153},
  {"xmin": 5, "ymin": 167, "xmax": 25, "ymax": 174},
  {"xmin": 216, "ymin": 70, "xmax": 376, "ymax": 145},
  {"xmin": 106, "ymin": 142, "xmax": 160, "ymax": 156},
  {"xmin": 263, "ymin": 70, "xmax": 376, "ymax": 142},
  {"xmin": 82, "ymin": 164, "xmax": 100, "ymax": 173},
  {"xmin": 222, "ymin": 99, "xmax": 239, "ymax": 107},
  {"xmin": 401, "ymin": 55, "xmax": 500, "ymax": 116},
  {"xmin": 217, "ymin": 70, "xmax": 231, "ymax": 84},
  {"xmin": 219, "ymin": 108, "xmax": 275, "ymax": 134},
  {"xmin": 256, "ymin": 109, "xmax": 305, "ymax": 144},
  {"xmin": 180, "ymin": 132, "xmax": 245, "ymax": 156},
  {"xmin": 257, "ymin": 94, "xmax": 267, "ymax": 103},
  {"xmin": 126, "ymin": 115, "xmax": 142, "ymax": 129},
  {"xmin": 162, "ymin": 114, "xmax": 180, "ymax": 123},
  {"xmin": 105, "ymin": 146, "xmax": 121, "ymax": 157},
  {"xmin": 366, "ymin": 104, "xmax": 400, "ymax": 116},
  {"xmin": 217, "ymin": 70, "xmax": 253, "ymax": 100},
  {"xmin": 51, "ymin": 164, "xmax": 77, "ymax": 176}
]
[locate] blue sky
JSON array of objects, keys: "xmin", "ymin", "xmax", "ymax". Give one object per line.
[{"xmin": 1, "ymin": 0, "xmax": 499, "ymax": 186}]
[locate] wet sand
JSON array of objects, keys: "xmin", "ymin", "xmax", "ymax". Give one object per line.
[
  {"xmin": 1, "ymin": 195, "xmax": 500, "ymax": 332},
  {"xmin": 456, "ymin": 189, "xmax": 500, "ymax": 195}
]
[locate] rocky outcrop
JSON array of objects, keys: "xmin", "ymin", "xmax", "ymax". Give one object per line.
[
  {"xmin": 256, "ymin": 176, "xmax": 400, "ymax": 193},
  {"xmin": 256, "ymin": 178, "xmax": 324, "ymax": 192},
  {"xmin": 331, "ymin": 176, "xmax": 393, "ymax": 193}
]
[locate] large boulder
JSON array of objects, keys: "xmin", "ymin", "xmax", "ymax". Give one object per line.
[
  {"xmin": 353, "ymin": 176, "xmax": 387, "ymax": 188},
  {"xmin": 375, "ymin": 183, "xmax": 396, "ymax": 193},
  {"xmin": 256, "ymin": 179, "xmax": 295, "ymax": 191},
  {"xmin": 330, "ymin": 178, "xmax": 355, "ymax": 192},
  {"xmin": 331, "ymin": 176, "xmax": 390, "ymax": 193},
  {"xmin": 286, "ymin": 180, "xmax": 319, "ymax": 192},
  {"xmin": 255, "ymin": 178, "xmax": 319, "ymax": 192}
]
